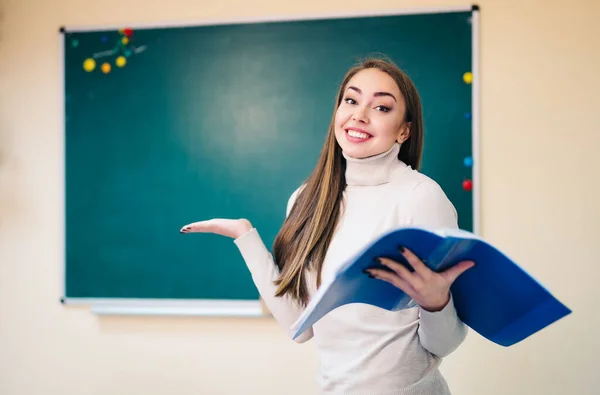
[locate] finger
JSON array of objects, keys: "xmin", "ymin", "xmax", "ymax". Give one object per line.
[
  {"xmin": 367, "ymin": 269, "xmax": 414, "ymax": 294},
  {"xmin": 377, "ymin": 257, "xmax": 416, "ymax": 282},
  {"xmin": 441, "ymin": 260, "xmax": 475, "ymax": 284},
  {"xmin": 399, "ymin": 246, "xmax": 431, "ymax": 278},
  {"xmin": 179, "ymin": 220, "xmax": 214, "ymax": 233}
]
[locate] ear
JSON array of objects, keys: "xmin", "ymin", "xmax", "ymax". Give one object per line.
[{"xmin": 396, "ymin": 122, "xmax": 411, "ymax": 144}]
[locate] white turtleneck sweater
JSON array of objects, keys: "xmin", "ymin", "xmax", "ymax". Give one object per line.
[{"xmin": 234, "ymin": 143, "xmax": 467, "ymax": 395}]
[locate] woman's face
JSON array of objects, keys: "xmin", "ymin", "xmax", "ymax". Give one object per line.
[{"xmin": 334, "ymin": 68, "xmax": 410, "ymax": 159}]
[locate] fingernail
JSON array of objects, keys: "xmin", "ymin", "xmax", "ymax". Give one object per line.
[{"xmin": 398, "ymin": 245, "xmax": 405, "ymax": 252}]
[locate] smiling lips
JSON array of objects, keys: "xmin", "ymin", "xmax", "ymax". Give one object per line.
[{"xmin": 345, "ymin": 128, "xmax": 373, "ymax": 143}]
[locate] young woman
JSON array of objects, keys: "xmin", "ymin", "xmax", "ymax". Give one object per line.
[{"xmin": 180, "ymin": 57, "xmax": 475, "ymax": 394}]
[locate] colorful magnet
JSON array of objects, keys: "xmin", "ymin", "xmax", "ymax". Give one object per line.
[
  {"xmin": 83, "ymin": 58, "xmax": 96, "ymax": 72},
  {"xmin": 463, "ymin": 156, "xmax": 473, "ymax": 167},
  {"xmin": 121, "ymin": 37, "xmax": 129, "ymax": 45},
  {"xmin": 72, "ymin": 39, "xmax": 79, "ymax": 48},
  {"xmin": 116, "ymin": 56, "xmax": 127, "ymax": 68},
  {"xmin": 464, "ymin": 112, "xmax": 472, "ymax": 120},
  {"xmin": 101, "ymin": 62, "xmax": 111, "ymax": 74},
  {"xmin": 124, "ymin": 28, "xmax": 133, "ymax": 37},
  {"xmin": 462, "ymin": 179, "xmax": 473, "ymax": 191},
  {"xmin": 463, "ymin": 72, "xmax": 473, "ymax": 84}
]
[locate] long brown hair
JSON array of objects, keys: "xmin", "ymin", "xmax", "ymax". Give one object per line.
[{"xmin": 272, "ymin": 56, "xmax": 424, "ymax": 306}]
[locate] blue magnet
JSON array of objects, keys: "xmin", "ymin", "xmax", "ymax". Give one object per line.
[
  {"xmin": 463, "ymin": 156, "xmax": 473, "ymax": 167},
  {"xmin": 464, "ymin": 112, "xmax": 472, "ymax": 120}
]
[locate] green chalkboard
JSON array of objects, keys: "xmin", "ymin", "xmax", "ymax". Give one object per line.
[{"xmin": 62, "ymin": 7, "xmax": 478, "ymax": 307}]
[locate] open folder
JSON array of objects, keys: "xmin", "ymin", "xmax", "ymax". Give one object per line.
[{"xmin": 290, "ymin": 227, "xmax": 571, "ymax": 347}]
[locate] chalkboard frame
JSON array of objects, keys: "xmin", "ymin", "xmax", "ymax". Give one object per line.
[{"xmin": 59, "ymin": 5, "xmax": 481, "ymax": 316}]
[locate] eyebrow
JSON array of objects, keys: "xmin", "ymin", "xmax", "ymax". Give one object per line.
[{"xmin": 347, "ymin": 86, "xmax": 397, "ymax": 102}]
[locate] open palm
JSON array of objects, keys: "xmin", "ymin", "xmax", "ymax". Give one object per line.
[{"xmin": 180, "ymin": 218, "xmax": 253, "ymax": 239}]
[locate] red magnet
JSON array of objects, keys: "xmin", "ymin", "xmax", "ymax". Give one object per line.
[
  {"xmin": 462, "ymin": 179, "xmax": 473, "ymax": 191},
  {"xmin": 124, "ymin": 28, "xmax": 133, "ymax": 37}
]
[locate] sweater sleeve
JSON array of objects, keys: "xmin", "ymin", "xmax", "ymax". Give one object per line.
[
  {"xmin": 233, "ymin": 187, "xmax": 314, "ymax": 343},
  {"xmin": 405, "ymin": 179, "xmax": 468, "ymax": 357}
]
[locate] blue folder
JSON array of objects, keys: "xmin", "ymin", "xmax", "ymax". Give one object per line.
[{"xmin": 290, "ymin": 227, "xmax": 571, "ymax": 347}]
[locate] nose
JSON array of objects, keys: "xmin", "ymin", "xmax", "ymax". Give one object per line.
[{"xmin": 352, "ymin": 106, "xmax": 369, "ymax": 123}]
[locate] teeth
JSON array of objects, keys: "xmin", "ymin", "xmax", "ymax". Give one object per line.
[{"xmin": 347, "ymin": 130, "xmax": 370, "ymax": 139}]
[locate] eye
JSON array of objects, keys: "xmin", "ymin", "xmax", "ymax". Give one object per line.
[
  {"xmin": 344, "ymin": 97, "xmax": 357, "ymax": 105},
  {"xmin": 375, "ymin": 106, "xmax": 391, "ymax": 112}
]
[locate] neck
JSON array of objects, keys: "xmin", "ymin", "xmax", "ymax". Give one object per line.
[{"xmin": 343, "ymin": 143, "xmax": 407, "ymax": 186}]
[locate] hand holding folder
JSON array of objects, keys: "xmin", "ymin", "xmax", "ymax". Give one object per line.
[{"xmin": 290, "ymin": 227, "xmax": 572, "ymax": 347}]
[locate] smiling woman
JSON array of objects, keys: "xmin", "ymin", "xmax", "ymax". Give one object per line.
[
  {"xmin": 181, "ymin": 56, "xmax": 474, "ymax": 395},
  {"xmin": 333, "ymin": 63, "xmax": 421, "ymax": 161}
]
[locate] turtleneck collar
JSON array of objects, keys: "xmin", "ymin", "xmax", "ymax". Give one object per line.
[{"xmin": 343, "ymin": 143, "xmax": 408, "ymax": 186}]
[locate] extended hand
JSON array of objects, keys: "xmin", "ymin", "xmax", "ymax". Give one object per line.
[
  {"xmin": 365, "ymin": 246, "xmax": 475, "ymax": 312},
  {"xmin": 180, "ymin": 218, "xmax": 253, "ymax": 239}
]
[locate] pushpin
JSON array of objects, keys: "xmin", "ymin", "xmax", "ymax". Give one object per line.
[
  {"xmin": 463, "ymin": 156, "xmax": 473, "ymax": 167},
  {"xmin": 462, "ymin": 179, "xmax": 473, "ymax": 191}
]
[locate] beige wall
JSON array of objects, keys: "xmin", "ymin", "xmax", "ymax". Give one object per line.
[{"xmin": 1, "ymin": 0, "xmax": 598, "ymax": 394}]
